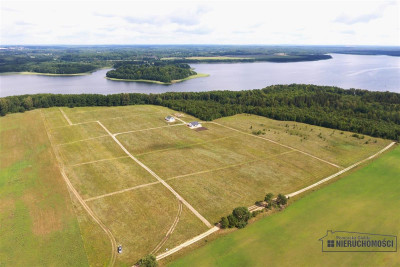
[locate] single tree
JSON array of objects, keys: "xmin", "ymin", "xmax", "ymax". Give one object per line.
[
  {"xmin": 232, "ymin": 207, "xmax": 251, "ymax": 229},
  {"xmin": 137, "ymin": 255, "xmax": 157, "ymax": 267}
]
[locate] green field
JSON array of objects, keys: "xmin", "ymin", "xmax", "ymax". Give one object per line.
[
  {"xmin": 0, "ymin": 110, "xmax": 89, "ymax": 266},
  {"xmin": 2, "ymin": 105, "xmax": 393, "ymax": 266},
  {"xmin": 169, "ymin": 144, "xmax": 400, "ymax": 266}
]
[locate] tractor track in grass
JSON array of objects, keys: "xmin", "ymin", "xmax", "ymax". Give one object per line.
[
  {"xmin": 151, "ymin": 200, "xmax": 183, "ymax": 255},
  {"xmin": 42, "ymin": 110, "xmax": 117, "ymax": 267}
]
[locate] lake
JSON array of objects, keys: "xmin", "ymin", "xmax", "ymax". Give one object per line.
[{"xmin": 0, "ymin": 54, "xmax": 399, "ymax": 97}]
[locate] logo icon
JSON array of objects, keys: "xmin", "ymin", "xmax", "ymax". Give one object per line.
[{"xmin": 319, "ymin": 230, "xmax": 397, "ymax": 252}]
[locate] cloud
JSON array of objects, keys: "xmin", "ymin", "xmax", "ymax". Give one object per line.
[
  {"xmin": 175, "ymin": 26, "xmax": 213, "ymax": 35},
  {"xmin": 334, "ymin": 12, "xmax": 382, "ymax": 25},
  {"xmin": 93, "ymin": 12, "xmax": 116, "ymax": 18},
  {"xmin": 334, "ymin": 1, "xmax": 395, "ymax": 25},
  {"xmin": 14, "ymin": 21, "xmax": 33, "ymax": 26},
  {"xmin": 170, "ymin": 15, "xmax": 199, "ymax": 26},
  {"xmin": 341, "ymin": 30, "xmax": 355, "ymax": 35},
  {"xmin": 124, "ymin": 16, "xmax": 160, "ymax": 25},
  {"xmin": 1, "ymin": 6, "xmax": 17, "ymax": 12}
]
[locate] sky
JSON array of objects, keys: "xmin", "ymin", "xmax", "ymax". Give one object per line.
[{"xmin": 1, "ymin": 0, "xmax": 399, "ymax": 45}]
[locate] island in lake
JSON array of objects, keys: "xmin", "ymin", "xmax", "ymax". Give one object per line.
[{"xmin": 106, "ymin": 62, "xmax": 208, "ymax": 84}]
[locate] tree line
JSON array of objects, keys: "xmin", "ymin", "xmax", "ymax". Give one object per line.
[{"xmin": 1, "ymin": 84, "xmax": 399, "ymax": 140}]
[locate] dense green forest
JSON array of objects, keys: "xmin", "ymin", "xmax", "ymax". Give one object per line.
[
  {"xmin": 2, "ymin": 45, "xmax": 397, "ymax": 74},
  {"xmin": 106, "ymin": 63, "xmax": 196, "ymax": 82},
  {"xmin": 1, "ymin": 84, "xmax": 399, "ymax": 140},
  {"xmin": 165, "ymin": 54, "xmax": 332, "ymax": 63}
]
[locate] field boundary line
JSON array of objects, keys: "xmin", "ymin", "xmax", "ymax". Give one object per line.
[
  {"xmin": 92, "ymin": 110, "xmax": 166, "ymax": 122},
  {"xmin": 40, "ymin": 111, "xmax": 117, "ymax": 267},
  {"xmin": 156, "ymin": 142, "xmax": 395, "ymax": 262},
  {"xmin": 166, "ymin": 150, "xmax": 296, "ymax": 181},
  {"xmin": 49, "ymin": 120, "xmax": 98, "ymax": 130},
  {"xmin": 59, "ymin": 108, "xmax": 73, "ymax": 125},
  {"xmin": 69, "ymin": 156, "xmax": 130, "ymax": 167},
  {"xmin": 57, "ymin": 134, "xmax": 109, "ymax": 146},
  {"xmin": 97, "ymin": 121, "xmax": 213, "ymax": 228},
  {"xmin": 206, "ymin": 121, "xmax": 342, "ymax": 169},
  {"xmin": 84, "ymin": 181, "xmax": 161, "ymax": 202},
  {"xmin": 114, "ymin": 123, "xmax": 185, "ymax": 136},
  {"xmin": 134, "ymin": 134, "xmax": 240, "ymax": 157},
  {"xmin": 286, "ymin": 141, "xmax": 396, "ymax": 198},
  {"xmin": 62, "ymin": 106, "xmax": 163, "ymax": 115},
  {"xmin": 151, "ymin": 200, "xmax": 183, "ymax": 255}
]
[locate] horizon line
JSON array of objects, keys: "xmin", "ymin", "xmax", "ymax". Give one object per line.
[{"xmin": 1, "ymin": 44, "xmax": 400, "ymax": 47}]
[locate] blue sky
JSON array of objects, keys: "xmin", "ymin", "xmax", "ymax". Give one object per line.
[{"xmin": 1, "ymin": 0, "xmax": 399, "ymax": 45}]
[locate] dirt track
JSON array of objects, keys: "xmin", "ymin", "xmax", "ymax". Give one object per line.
[{"xmin": 42, "ymin": 110, "xmax": 117, "ymax": 267}]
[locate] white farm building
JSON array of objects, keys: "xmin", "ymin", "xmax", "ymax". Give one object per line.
[
  {"xmin": 165, "ymin": 116, "xmax": 176, "ymax": 122},
  {"xmin": 188, "ymin": 121, "xmax": 202, "ymax": 128}
]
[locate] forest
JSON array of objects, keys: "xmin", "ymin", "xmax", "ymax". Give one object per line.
[
  {"xmin": 4, "ymin": 45, "xmax": 398, "ymax": 74},
  {"xmin": 106, "ymin": 62, "xmax": 196, "ymax": 83},
  {"xmin": 1, "ymin": 84, "xmax": 399, "ymax": 140}
]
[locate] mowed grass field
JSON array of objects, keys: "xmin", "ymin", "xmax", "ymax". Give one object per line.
[
  {"xmin": 0, "ymin": 110, "xmax": 88, "ymax": 266},
  {"xmin": 216, "ymin": 114, "xmax": 389, "ymax": 167},
  {"xmin": 4, "ymin": 104, "xmax": 392, "ymax": 266},
  {"xmin": 41, "ymin": 105, "xmax": 208, "ymax": 266},
  {"xmin": 169, "ymin": 145, "xmax": 400, "ymax": 267}
]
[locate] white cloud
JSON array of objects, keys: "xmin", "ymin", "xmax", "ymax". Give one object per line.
[{"xmin": 1, "ymin": 0, "xmax": 399, "ymax": 45}]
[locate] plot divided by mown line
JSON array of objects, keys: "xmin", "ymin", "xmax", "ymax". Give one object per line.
[
  {"xmin": 50, "ymin": 120, "xmax": 98, "ymax": 130},
  {"xmin": 286, "ymin": 141, "xmax": 396, "ymax": 198},
  {"xmin": 84, "ymin": 181, "xmax": 161, "ymax": 202},
  {"xmin": 166, "ymin": 150, "xmax": 296, "ymax": 181},
  {"xmin": 205, "ymin": 121, "xmax": 342, "ymax": 169},
  {"xmin": 41, "ymin": 110, "xmax": 117, "ymax": 267},
  {"xmin": 96, "ymin": 120, "xmax": 213, "ymax": 228},
  {"xmin": 57, "ymin": 135, "xmax": 109, "ymax": 146},
  {"xmin": 69, "ymin": 156, "xmax": 130, "ymax": 167},
  {"xmin": 59, "ymin": 107, "xmax": 73, "ymax": 125},
  {"xmin": 114, "ymin": 123, "xmax": 185, "ymax": 136},
  {"xmin": 135, "ymin": 134, "xmax": 240, "ymax": 157},
  {"xmin": 156, "ymin": 141, "xmax": 397, "ymax": 262}
]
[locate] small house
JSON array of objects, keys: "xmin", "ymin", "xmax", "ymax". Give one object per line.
[
  {"xmin": 165, "ymin": 116, "xmax": 176, "ymax": 122},
  {"xmin": 188, "ymin": 121, "xmax": 202, "ymax": 128}
]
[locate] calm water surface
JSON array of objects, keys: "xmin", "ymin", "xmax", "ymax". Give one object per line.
[{"xmin": 0, "ymin": 54, "xmax": 399, "ymax": 97}]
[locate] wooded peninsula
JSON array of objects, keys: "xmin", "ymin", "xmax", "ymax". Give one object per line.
[{"xmin": 106, "ymin": 62, "xmax": 197, "ymax": 83}]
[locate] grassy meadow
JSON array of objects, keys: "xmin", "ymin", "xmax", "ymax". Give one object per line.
[
  {"xmin": 0, "ymin": 110, "xmax": 88, "ymax": 266},
  {"xmin": 168, "ymin": 144, "xmax": 400, "ymax": 267},
  {"xmin": 216, "ymin": 114, "xmax": 390, "ymax": 167},
  {"xmin": 2, "ymin": 105, "xmax": 393, "ymax": 266}
]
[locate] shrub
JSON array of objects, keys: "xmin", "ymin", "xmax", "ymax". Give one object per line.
[
  {"xmin": 220, "ymin": 217, "xmax": 229, "ymax": 229},
  {"xmin": 276, "ymin": 194, "xmax": 288, "ymax": 205},
  {"xmin": 265, "ymin": 193, "xmax": 274, "ymax": 203},
  {"xmin": 137, "ymin": 255, "xmax": 157, "ymax": 267}
]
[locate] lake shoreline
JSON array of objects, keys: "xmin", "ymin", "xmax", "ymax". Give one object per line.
[
  {"xmin": 105, "ymin": 73, "xmax": 209, "ymax": 85},
  {"xmin": 0, "ymin": 66, "xmax": 112, "ymax": 77},
  {"xmin": 1, "ymin": 54, "xmax": 399, "ymax": 97}
]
